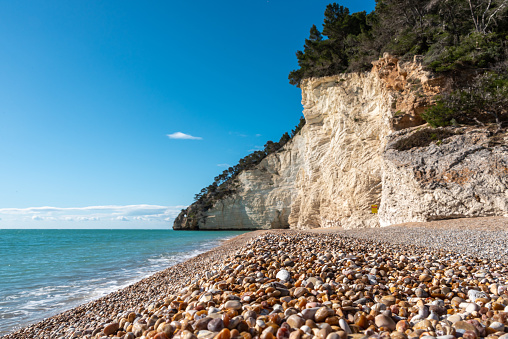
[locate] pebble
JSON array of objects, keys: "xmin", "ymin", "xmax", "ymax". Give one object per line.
[
  {"xmin": 103, "ymin": 322, "xmax": 119, "ymax": 335},
  {"xmin": 6, "ymin": 229, "xmax": 508, "ymax": 339},
  {"xmin": 338, "ymin": 318, "xmax": 351, "ymax": 334},
  {"xmin": 286, "ymin": 315, "xmax": 305, "ymax": 329},
  {"xmin": 207, "ymin": 318, "xmax": 224, "ymax": 332},
  {"xmin": 375, "ymin": 314, "xmax": 396, "ymax": 331},
  {"xmin": 276, "ymin": 269, "xmax": 291, "ymax": 281}
]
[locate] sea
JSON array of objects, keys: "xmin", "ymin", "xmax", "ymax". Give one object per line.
[{"xmin": 0, "ymin": 229, "xmax": 246, "ymax": 336}]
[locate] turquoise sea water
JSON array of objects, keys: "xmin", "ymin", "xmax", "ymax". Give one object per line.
[{"xmin": 0, "ymin": 229, "xmax": 246, "ymax": 336}]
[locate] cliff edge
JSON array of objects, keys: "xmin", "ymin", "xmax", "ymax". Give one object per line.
[{"xmin": 174, "ymin": 55, "xmax": 508, "ymax": 230}]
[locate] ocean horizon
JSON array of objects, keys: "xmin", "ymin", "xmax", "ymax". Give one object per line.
[{"xmin": 0, "ymin": 228, "xmax": 246, "ymax": 336}]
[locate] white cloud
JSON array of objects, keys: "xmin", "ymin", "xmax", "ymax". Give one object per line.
[
  {"xmin": 167, "ymin": 132, "xmax": 202, "ymax": 140},
  {"xmin": 0, "ymin": 204, "xmax": 186, "ymax": 227},
  {"xmin": 229, "ymin": 132, "xmax": 247, "ymax": 137},
  {"xmin": 217, "ymin": 163, "xmax": 231, "ymax": 167},
  {"xmin": 255, "ymin": 134, "xmax": 262, "ymax": 137}
]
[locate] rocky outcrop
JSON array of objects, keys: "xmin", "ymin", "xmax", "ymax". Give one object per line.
[
  {"xmin": 174, "ymin": 55, "xmax": 508, "ymax": 230},
  {"xmin": 380, "ymin": 127, "xmax": 508, "ymax": 225}
]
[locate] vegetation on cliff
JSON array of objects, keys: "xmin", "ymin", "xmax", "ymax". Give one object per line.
[
  {"xmin": 422, "ymin": 68, "xmax": 508, "ymax": 127},
  {"xmin": 290, "ymin": 0, "xmax": 508, "ymax": 127},
  {"xmin": 289, "ymin": 0, "xmax": 508, "ymax": 86}
]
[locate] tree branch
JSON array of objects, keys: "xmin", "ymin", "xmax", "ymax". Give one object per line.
[{"xmin": 469, "ymin": 0, "xmax": 480, "ymax": 32}]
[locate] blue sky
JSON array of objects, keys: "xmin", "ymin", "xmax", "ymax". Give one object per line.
[{"xmin": 0, "ymin": 0, "xmax": 375, "ymax": 228}]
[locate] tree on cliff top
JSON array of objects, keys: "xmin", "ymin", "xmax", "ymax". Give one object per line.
[{"xmin": 289, "ymin": 0, "xmax": 508, "ymax": 87}]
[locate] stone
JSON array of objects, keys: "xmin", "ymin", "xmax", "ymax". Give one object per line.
[
  {"xmin": 415, "ymin": 288, "xmax": 428, "ymax": 298},
  {"xmin": 294, "ymin": 287, "xmax": 308, "ymax": 298},
  {"xmin": 466, "ymin": 303, "xmax": 480, "ymax": 313},
  {"xmin": 289, "ymin": 330, "xmax": 302, "ymax": 339},
  {"xmin": 103, "ymin": 322, "xmax": 119, "ymax": 336},
  {"xmin": 381, "ymin": 296, "xmax": 396, "ymax": 306},
  {"xmin": 419, "ymin": 274, "xmax": 432, "ymax": 282},
  {"xmin": 390, "ymin": 332, "xmax": 408, "ymax": 339},
  {"xmin": 447, "ymin": 314, "xmax": 462, "ymax": 324},
  {"xmin": 315, "ymin": 307, "xmax": 335, "ymax": 322},
  {"xmin": 316, "ymin": 328, "xmax": 331, "ymax": 339},
  {"xmin": 396, "ymin": 320, "xmax": 409, "ymax": 333},
  {"xmin": 276, "ymin": 270, "xmax": 291, "ymax": 281},
  {"xmin": 338, "ymin": 319, "xmax": 351, "ymax": 334},
  {"xmin": 286, "ymin": 315, "xmax": 305, "ymax": 329},
  {"xmin": 224, "ymin": 300, "xmax": 242, "ymax": 310},
  {"xmin": 463, "ymin": 330, "xmax": 477, "ymax": 339},
  {"xmin": 489, "ymin": 322, "xmax": 504, "ymax": 332},
  {"xmin": 301, "ymin": 325, "xmax": 312, "ymax": 334},
  {"xmin": 194, "ymin": 317, "xmax": 213, "ymax": 331},
  {"xmin": 375, "ymin": 314, "xmax": 396, "ymax": 331},
  {"xmin": 301, "ymin": 308, "xmax": 319, "ymax": 320},
  {"xmin": 453, "ymin": 321, "xmax": 478, "ymax": 335},
  {"xmin": 197, "ymin": 331, "xmax": 216, "ymax": 339},
  {"xmin": 468, "ymin": 290, "xmax": 488, "ymax": 302},
  {"xmin": 200, "ymin": 293, "xmax": 213, "ymax": 303},
  {"xmin": 208, "ymin": 318, "xmax": 225, "ymax": 332}
]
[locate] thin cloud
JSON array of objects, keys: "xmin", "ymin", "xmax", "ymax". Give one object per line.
[
  {"xmin": 0, "ymin": 204, "xmax": 186, "ymax": 223},
  {"xmin": 217, "ymin": 163, "xmax": 231, "ymax": 167},
  {"xmin": 255, "ymin": 134, "xmax": 262, "ymax": 137},
  {"xmin": 229, "ymin": 132, "xmax": 247, "ymax": 137},
  {"xmin": 167, "ymin": 132, "xmax": 202, "ymax": 140}
]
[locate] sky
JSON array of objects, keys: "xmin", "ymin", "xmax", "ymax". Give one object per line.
[{"xmin": 0, "ymin": 0, "xmax": 375, "ymax": 229}]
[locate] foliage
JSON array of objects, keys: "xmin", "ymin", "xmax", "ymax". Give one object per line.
[
  {"xmin": 427, "ymin": 32, "xmax": 505, "ymax": 71},
  {"xmin": 422, "ymin": 70, "xmax": 508, "ymax": 127},
  {"xmin": 289, "ymin": 0, "xmax": 508, "ymax": 87}
]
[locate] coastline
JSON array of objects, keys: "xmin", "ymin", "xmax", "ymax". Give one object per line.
[
  {"xmin": 1, "ymin": 230, "xmax": 265, "ymax": 339},
  {"xmin": 3, "ymin": 216, "xmax": 508, "ymax": 339}
]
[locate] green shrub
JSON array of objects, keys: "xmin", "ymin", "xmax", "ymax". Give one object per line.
[
  {"xmin": 428, "ymin": 32, "xmax": 503, "ymax": 72},
  {"xmin": 422, "ymin": 70, "xmax": 508, "ymax": 127},
  {"xmin": 421, "ymin": 100, "xmax": 456, "ymax": 127}
]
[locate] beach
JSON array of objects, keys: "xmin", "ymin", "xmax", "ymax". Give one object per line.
[{"xmin": 3, "ymin": 217, "xmax": 508, "ymax": 339}]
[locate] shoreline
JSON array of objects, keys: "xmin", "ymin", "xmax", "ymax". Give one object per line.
[
  {"xmin": 1, "ymin": 230, "xmax": 265, "ymax": 339},
  {"xmin": 3, "ymin": 216, "xmax": 508, "ymax": 339}
]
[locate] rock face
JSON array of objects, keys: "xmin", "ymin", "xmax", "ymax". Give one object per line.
[
  {"xmin": 173, "ymin": 55, "xmax": 508, "ymax": 230},
  {"xmin": 380, "ymin": 127, "xmax": 508, "ymax": 226}
]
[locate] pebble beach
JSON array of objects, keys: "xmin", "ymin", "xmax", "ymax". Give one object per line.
[{"xmin": 3, "ymin": 217, "xmax": 508, "ymax": 339}]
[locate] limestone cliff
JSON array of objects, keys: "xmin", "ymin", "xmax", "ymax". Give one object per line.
[
  {"xmin": 173, "ymin": 55, "xmax": 508, "ymax": 230},
  {"xmin": 380, "ymin": 127, "xmax": 508, "ymax": 225}
]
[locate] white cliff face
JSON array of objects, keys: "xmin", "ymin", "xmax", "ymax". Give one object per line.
[
  {"xmin": 289, "ymin": 73, "xmax": 392, "ymax": 229},
  {"xmin": 174, "ymin": 56, "xmax": 508, "ymax": 230},
  {"xmin": 199, "ymin": 72, "xmax": 394, "ymax": 229}
]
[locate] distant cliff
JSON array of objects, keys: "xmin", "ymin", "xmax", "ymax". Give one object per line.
[{"xmin": 173, "ymin": 55, "xmax": 508, "ymax": 230}]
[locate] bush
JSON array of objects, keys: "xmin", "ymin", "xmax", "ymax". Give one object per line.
[
  {"xmin": 428, "ymin": 32, "xmax": 504, "ymax": 72},
  {"xmin": 422, "ymin": 70, "xmax": 508, "ymax": 127},
  {"xmin": 421, "ymin": 100, "xmax": 456, "ymax": 127}
]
